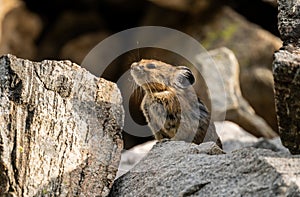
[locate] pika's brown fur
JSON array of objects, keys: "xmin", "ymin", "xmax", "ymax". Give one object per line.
[{"xmin": 130, "ymin": 59, "xmax": 222, "ymax": 148}]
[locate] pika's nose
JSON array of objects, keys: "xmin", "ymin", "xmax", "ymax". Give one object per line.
[
  {"xmin": 131, "ymin": 62, "xmax": 143, "ymax": 71},
  {"xmin": 131, "ymin": 62, "xmax": 138, "ymax": 68}
]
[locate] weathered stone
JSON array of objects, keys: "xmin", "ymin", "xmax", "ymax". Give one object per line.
[
  {"xmin": 116, "ymin": 140, "xmax": 156, "ymax": 179},
  {"xmin": 0, "ymin": 2, "xmax": 41, "ymax": 60},
  {"xmin": 216, "ymin": 121, "xmax": 260, "ymax": 152},
  {"xmin": 0, "ymin": 54, "xmax": 124, "ymax": 196},
  {"xmin": 277, "ymin": 0, "xmax": 300, "ymax": 45},
  {"xmin": 273, "ymin": 49, "xmax": 300, "ymax": 154},
  {"xmin": 273, "ymin": 0, "xmax": 300, "ymax": 155},
  {"xmin": 117, "ymin": 121, "xmax": 288, "ymax": 180},
  {"xmin": 196, "ymin": 47, "xmax": 277, "ymax": 138},
  {"xmin": 111, "ymin": 141, "xmax": 300, "ymax": 196}
]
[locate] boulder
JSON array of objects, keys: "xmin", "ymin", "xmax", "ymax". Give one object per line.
[
  {"xmin": 186, "ymin": 6, "xmax": 281, "ymax": 132},
  {"xmin": 272, "ymin": 0, "xmax": 300, "ymax": 155},
  {"xmin": 240, "ymin": 67, "xmax": 278, "ymax": 131},
  {"xmin": 0, "ymin": 54, "xmax": 124, "ymax": 196},
  {"xmin": 110, "ymin": 141, "xmax": 300, "ymax": 196},
  {"xmin": 117, "ymin": 121, "xmax": 288, "ymax": 179},
  {"xmin": 196, "ymin": 47, "xmax": 277, "ymax": 138}
]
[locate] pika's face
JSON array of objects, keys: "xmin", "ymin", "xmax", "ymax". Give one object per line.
[{"xmin": 130, "ymin": 59, "xmax": 195, "ymax": 91}]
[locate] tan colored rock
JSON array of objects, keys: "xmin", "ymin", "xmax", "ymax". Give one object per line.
[
  {"xmin": 0, "ymin": 0, "xmax": 21, "ymax": 40},
  {"xmin": 0, "ymin": 2, "xmax": 42, "ymax": 59},
  {"xmin": 187, "ymin": 6, "xmax": 281, "ymax": 69},
  {"xmin": 186, "ymin": 6, "xmax": 281, "ymax": 131},
  {"xmin": 240, "ymin": 67, "xmax": 278, "ymax": 131},
  {"xmin": 0, "ymin": 54, "xmax": 124, "ymax": 196},
  {"xmin": 196, "ymin": 47, "xmax": 277, "ymax": 138}
]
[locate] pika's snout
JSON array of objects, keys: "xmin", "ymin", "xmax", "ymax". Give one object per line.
[
  {"xmin": 130, "ymin": 62, "xmax": 139, "ymax": 68},
  {"xmin": 131, "ymin": 62, "xmax": 144, "ymax": 70}
]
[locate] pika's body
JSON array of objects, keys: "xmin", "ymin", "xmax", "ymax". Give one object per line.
[{"xmin": 130, "ymin": 59, "xmax": 222, "ymax": 148}]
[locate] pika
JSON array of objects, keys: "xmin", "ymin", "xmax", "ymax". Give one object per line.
[{"xmin": 130, "ymin": 59, "xmax": 222, "ymax": 148}]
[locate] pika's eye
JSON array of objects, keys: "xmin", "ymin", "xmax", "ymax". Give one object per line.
[{"xmin": 146, "ymin": 63, "xmax": 156, "ymax": 69}]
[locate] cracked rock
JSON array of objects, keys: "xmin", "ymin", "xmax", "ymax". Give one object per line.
[
  {"xmin": 0, "ymin": 54, "xmax": 124, "ymax": 196},
  {"xmin": 110, "ymin": 141, "xmax": 300, "ymax": 197}
]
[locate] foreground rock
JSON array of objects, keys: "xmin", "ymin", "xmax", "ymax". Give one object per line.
[
  {"xmin": 273, "ymin": 0, "xmax": 300, "ymax": 154},
  {"xmin": 0, "ymin": 55, "xmax": 124, "ymax": 196},
  {"xmin": 111, "ymin": 141, "xmax": 300, "ymax": 196},
  {"xmin": 117, "ymin": 121, "xmax": 288, "ymax": 179}
]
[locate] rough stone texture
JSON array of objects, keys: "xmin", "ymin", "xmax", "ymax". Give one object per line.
[
  {"xmin": 186, "ymin": 6, "xmax": 281, "ymax": 132},
  {"xmin": 0, "ymin": 54, "xmax": 124, "ymax": 196},
  {"xmin": 273, "ymin": 50, "xmax": 300, "ymax": 155},
  {"xmin": 117, "ymin": 121, "xmax": 289, "ymax": 179},
  {"xmin": 196, "ymin": 47, "xmax": 277, "ymax": 138},
  {"xmin": 116, "ymin": 140, "xmax": 156, "ymax": 179},
  {"xmin": 277, "ymin": 0, "xmax": 300, "ymax": 45},
  {"xmin": 0, "ymin": 2, "xmax": 42, "ymax": 60},
  {"xmin": 110, "ymin": 141, "xmax": 300, "ymax": 197},
  {"xmin": 272, "ymin": 0, "xmax": 300, "ymax": 154}
]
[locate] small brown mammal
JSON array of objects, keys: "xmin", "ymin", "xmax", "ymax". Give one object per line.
[{"xmin": 130, "ymin": 59, "xmax": 222, "ymax": 148}]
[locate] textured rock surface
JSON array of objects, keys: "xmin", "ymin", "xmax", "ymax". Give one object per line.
[
  {"xmin": 111, "ymin": 141, "xmax": 300, "ymax": 197},
  {"xmin": 117, "ymin": 121, "xmax": 288, "ymax": 179},
  {"xmin": 196, "ymin": 47, "xmax": 277, "ymax": 138},
  {"xmin": 0, "ymin": 54, "xmax": 124, "ymax": 196},
  {"xmin": 273, "ymin": 0, "xmax": 300, "ymax": 154}
]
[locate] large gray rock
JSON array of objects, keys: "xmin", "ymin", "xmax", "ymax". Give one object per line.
[
  {"xmin": 273, "ymin": 0, "xmax": 300, "ymax": 154},
  {"xmin": 0, "ymin": 54, "xmax": 124, "ymax": 196},
  {"xmin": 110, "ymin": 141, "xmax": 300, "ymax": 196},
  {"xmin": 117, "ymin": 121, "xmax": 288, "ymax": 180}
]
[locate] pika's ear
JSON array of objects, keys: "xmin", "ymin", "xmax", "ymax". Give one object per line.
[{"xmin": 174, "ymin": 66, "xmax": 195, "ymax": 88}]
